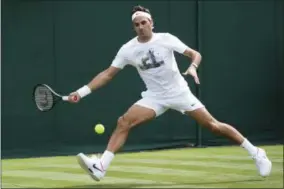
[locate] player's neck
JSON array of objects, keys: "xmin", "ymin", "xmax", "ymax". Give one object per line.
[{"xmin": 137, "ymin": 33, "xmax": 153, "ymax": 43}]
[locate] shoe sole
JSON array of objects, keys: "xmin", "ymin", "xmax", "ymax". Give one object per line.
[{"xmin": 76, "ymin": 153, "xmax": 101, "ymax": 181}]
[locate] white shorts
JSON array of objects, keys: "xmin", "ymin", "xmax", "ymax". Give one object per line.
[{"xmin": 135, "ymin": 90, "xmax": 205, "ymax": 117}]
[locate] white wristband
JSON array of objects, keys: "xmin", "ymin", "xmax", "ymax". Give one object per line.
[{"xmin": 76, "ymin": 85, "xmax": 92, "ymax": 98}]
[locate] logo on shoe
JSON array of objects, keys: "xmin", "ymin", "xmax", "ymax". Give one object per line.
[{"xmin": 93, "ymin": 164, "xmax": 103, "ymax": 172}]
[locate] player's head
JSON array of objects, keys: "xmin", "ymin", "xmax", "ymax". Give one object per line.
[{"xmin": 131, "ymin": 5, "xmax": 154, "ymax": 40}]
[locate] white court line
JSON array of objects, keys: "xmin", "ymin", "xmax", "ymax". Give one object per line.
[
  {"xmin": 3, "ymin": 152, "xmax": 282, "ymax": 164},
  {"xmin": 108, "ymin": 165, "xmax": 257, "ymax": 180},
  {"xmin": 8, "ymin": 156, "xmax": 281, "ymax": 172},
  {"xmin": 114, "ymin": 158, "xmax": 283, "ymax": 172},
  {"xmin": 23, "ymin": 163, "xmax": 257, "ymax": 181},
  {"xmin": 3, "ymin": 170, "xmax": 173, "ymax": 185},
  {"xmin": 127, "ymin": 154, "xmax": 283, "ymax": 163},
  {"xmin": 133, "ymin": 184, "xmax": 218, "ymax": 188},
  {"xmin": 1, "ymin": 182, "xmax": 42, "ymax": 188},
  {"xmin": 136, "ymin": 147, "xmax": 283, "ymax": 156},
  {"xmin": 2, "ymin": 172, "xmax": 219, "ymax": 188}
]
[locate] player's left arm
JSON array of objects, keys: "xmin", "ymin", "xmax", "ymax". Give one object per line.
[
  {"xmin": 182, "ymin": 48, "xmax": 202, "ymax": 84},
  {"xmin": 183, "ymin": 48, "xmax": 202, "ymax": 69},
  {"xmin": 165, "ymin": 33, "xmax": 201, "ymax": 84}
]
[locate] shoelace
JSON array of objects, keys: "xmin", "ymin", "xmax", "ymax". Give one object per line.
[{"xmin": 252, "ymin": 148, "xmax": 260, "ymax": 160}]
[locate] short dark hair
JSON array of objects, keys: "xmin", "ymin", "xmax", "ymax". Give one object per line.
[{"xmin": 131, "ymin": 5, "xmax": 151, "ymax": 16}]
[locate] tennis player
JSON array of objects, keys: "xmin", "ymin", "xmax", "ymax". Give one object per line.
[{"xmin": 67, "ymin": 5, "xmax": 272, "ymax": 181}]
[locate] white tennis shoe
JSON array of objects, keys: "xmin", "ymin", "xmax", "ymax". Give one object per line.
[
  {"xmin": 76, "ymin": 153, "xmax": 105, "ymax": 181},
  {"xmin": 253, "ymin": 148, "xmax": 272, "ymax": 177}
]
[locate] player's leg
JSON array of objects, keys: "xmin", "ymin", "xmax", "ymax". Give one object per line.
[
  {"xmin": 77, "ymin": 97, "xmax": 168, "ymax": 181},
  {"xmin": 170, "ymin": 91, "xmax": 257, "ymax": 153},
  {"xmin": 174, "ymin": 91, "xmax": 272, "ymax": 177},
  {"xmin": 187, "ymin": 107, "xmax": 246, "ymax": 145},
  {"xmin": 185, "ymin": 107, "xmax": 249, "ymax": 148},
  {"xmin": 106, "ymin": 104, "xmax": 156, "ymax": 152},
  {"xmin": 185, "ymin": 107, "xmax": 272, "ymax": 177},
  {"xmin": 100, "ymin": 98, "xmax": 167, "ymax": 169}
]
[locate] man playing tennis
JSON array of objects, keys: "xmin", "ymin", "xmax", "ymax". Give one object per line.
[{"xmin": 67, "ymin": 5, "xmax": 272, "ymax": 181}]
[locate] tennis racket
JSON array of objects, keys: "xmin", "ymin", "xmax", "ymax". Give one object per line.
[{"xmin": 33, "ymin": 84, "xmax": 75, "ymax": 112}]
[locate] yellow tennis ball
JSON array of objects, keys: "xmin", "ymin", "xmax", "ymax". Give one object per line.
[{"xmin": 94, "ymin": 124, "xmax": 105, "ymax": 134}]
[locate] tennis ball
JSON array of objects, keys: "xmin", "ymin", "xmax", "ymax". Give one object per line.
[{"xmin": 94, "ymin": 124, "xmax": 105, "ymax": 134}]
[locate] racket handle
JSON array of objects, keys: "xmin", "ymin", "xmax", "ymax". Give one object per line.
[{"xmin": 62, "ymin": 96, "xmax": 69, "ymax": 101}]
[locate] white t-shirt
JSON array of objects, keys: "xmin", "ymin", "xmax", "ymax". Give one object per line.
[{"xmin": 111, "ymin": 32, "xmax": 190, "ymax": 98}]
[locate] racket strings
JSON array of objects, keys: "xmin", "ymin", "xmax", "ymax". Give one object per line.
[{"xmin": 34, "ymin": 86, "xmax": 54, "ymax": 111}]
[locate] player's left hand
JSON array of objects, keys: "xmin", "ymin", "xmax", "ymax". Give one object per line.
[{"xmin": 183, "ymin": 65, "xmax": 200, "ymax": 84}]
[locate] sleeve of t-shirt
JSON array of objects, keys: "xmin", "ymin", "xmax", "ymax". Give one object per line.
[
  {"xmin": 165, "ymin": 33, "xmax": 189, "ymax": 54},
  {"xmin": 111, "ymin": 45, "xmax": 129, "ymax": 69}
]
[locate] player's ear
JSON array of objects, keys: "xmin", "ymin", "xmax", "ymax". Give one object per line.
[
  {"xmin": 131, "ymin": 21, "xmax": 136, "ymax": 30},
  {"xmin": 150, "ymin": 19, "xmax": 154, "ymax": 29}
]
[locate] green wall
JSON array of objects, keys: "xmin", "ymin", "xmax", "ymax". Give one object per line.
[
  {"xmin": 2, "ymin": 0, "xmax": 283, "ymax": 157},
  {"xmin": 198, "ymin": 0, "xmax": 283, "ymax": 145}
]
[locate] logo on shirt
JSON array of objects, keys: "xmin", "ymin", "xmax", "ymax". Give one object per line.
[{"xmin": 139, "ymin": 49, "xmax": 165, "ymax": 70}]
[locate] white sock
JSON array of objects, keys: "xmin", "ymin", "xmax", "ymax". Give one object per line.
[
  {"xmin": 100, "ymin": 150, "xmax": 114, "ymax": 171},
  {"xmin": 241, "ymin": 138, "xmax": 257, "ymax": 156}
]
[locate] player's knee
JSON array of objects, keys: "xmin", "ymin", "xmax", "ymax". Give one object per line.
[
  {"xmin": 204, "ymin": 120, "xmax": 221, "ymax": 133},
  {"xmin": 117, "ymin": 116, "xmax": 136, "ymax": 132}
]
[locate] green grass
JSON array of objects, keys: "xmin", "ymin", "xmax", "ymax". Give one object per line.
[{"xmin": 2, "ymin": 145, "xmax": 283, "ymax": 188}]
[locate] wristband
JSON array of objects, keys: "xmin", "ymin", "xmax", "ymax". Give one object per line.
[{"xmin": 76, "ymin": 85, "xmax": 92, "ymax": 98}]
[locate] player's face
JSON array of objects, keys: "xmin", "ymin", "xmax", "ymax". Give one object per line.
[{"xmin": 133, "ymin": 17, "xmax": 153, "ymax": 38}]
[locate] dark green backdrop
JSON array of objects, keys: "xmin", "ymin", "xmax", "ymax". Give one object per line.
[{"xmin": 2, "ymin": 0, "xmax": 283, "ymax": 157}]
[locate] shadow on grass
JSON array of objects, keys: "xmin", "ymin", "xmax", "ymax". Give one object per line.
[{"xmin": 61, "ymin": 178, "xmax": 264, "ymax": 188}]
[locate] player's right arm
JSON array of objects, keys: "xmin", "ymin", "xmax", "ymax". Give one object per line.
[
  {"xmin": 68, "ymin": 45, "xmax": 129, "ymax": 103},
  {"xmin": 68, "ymin": 66, "xmax": 121, "ymax": 103},
  {"xmin": 87, "ymin": 66, "xmax": 121, "ymax": 91}
]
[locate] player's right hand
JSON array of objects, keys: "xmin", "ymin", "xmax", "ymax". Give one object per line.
[{"xmin": 68, "ymin": 92, "xmax": 81, "ymax": 103}]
